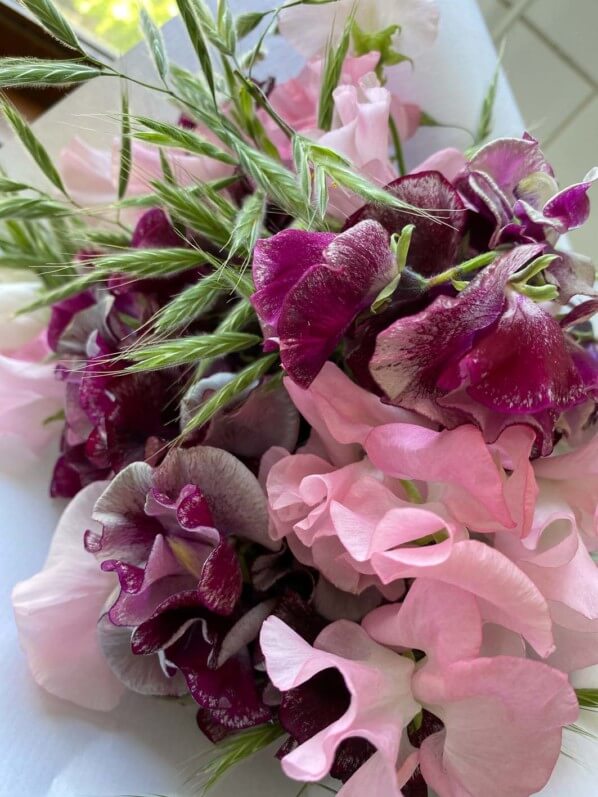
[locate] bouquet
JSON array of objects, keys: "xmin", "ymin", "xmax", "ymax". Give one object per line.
[{"xmin": 3, "ymin": 0, "xmax": 598, "ymax": 795}]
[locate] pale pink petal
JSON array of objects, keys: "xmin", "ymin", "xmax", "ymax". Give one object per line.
[
  {"xmin": 260, "ymin": 616, "xmax": 418, "ymax": 782},
  {"xmin": 0, "ymin": 354, "xmax": 65, "ymax": 471},
  {"xmin": 364, "ymin": 580, "xmax": 483, "ymax": 666},
  {"xmin": 372, "ymin": 540, "xmax": 554, "ymax": 657},
  {"xmin": 415, "ymin": 657, "xmax": 578, "ymax": 797},
  {"xmin": 284, "ymin": 362, "xmax": 424, "ymax": 463},
  {"xmin": 12, "ymin": 481, "xmax": 125, "ymax": 711},
  {"xmin": 365, "ymin": 422, "xmax": 514, "ymax": 529},
  {"xmin": 410, "ymin": 147, "xmax": 467, "ymax": 183},
  {"xmin": 60, "ymin": 136, "xmax": 115, "ymax": 206}
]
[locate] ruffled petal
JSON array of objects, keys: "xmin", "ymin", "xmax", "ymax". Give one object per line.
[{"xmin": 12, "ymin": 481, "xmax": 125, "ymax": 711}]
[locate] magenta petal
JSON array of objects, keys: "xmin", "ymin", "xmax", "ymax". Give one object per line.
[
  {"xmin": 343, "ymin": 171, "xmax": 467, "ymax": 276},
  {"xmin": 543, "ymin": 168, "xmax": 598, "ymax": 231},
  {"xmin": 371, "ymin": 244, "xmax": 544, "ymax": 425},
  {"xmin": 131, "ymin": 208, "xmax": 182, "ymax": 248},
  {"xmin": 278, "ymin": 221, "xmax": 395, "ymax": 387},
  {"xmin": 168, "ymin": 624, "xmax": 272, "ymax": 729},
  {"xmin": 197, "ymin": 541, "xmax": 242, "ymax": 616},
  {"xmin": 462, "ymin": 292, "xmax": 586, "ymax": 413},
  {"xmin": 252, "ymin": 229, "xmax": 335, "ymax": 336},
  {"xmin": 561, "ymin": 298, "xmax": 598, "ymax": 328}
]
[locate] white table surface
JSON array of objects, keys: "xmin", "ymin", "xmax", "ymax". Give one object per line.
[{"xmin": 6, "ymin": 3, "xmax": 592, "ymax": 796}]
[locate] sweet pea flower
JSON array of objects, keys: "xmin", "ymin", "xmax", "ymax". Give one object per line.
[
  {"xmin": 371, "ymin": 245, "xmax": 598, "ymax": 454},
  {"xmin": 60, "ymin": 134, "xmax": 234, "ymax": 208},
  {"xmin": 492, "ymin": 426, "xmax": 598, "ymax": 673},
  {"xmin": 265, "ymin": 362, "xmax": 555, "ymax": 656},
  {"xmin": 12, "ymin": 481, "xmax": 125, "ymax": 711},
  {"xmin": 263, "ymin": 52, "xmax": 384, "ymax": 161},
  {"xmin": 278, "ymin": 0, "xmax": 440, "ymax": 61},
  {"xmin": 251, "ymin": 220, "xmax": 396, "ymax": 387},
  {"xmin": 86, "ymin": 446, "xmax": 277, "ymax": 733},
  {"xmin": 262, "ymin": 53, "xmax": 421, "ymax": 218},
  {"xmin": 0, "ymin": 272, "xmax": 64, "ymax": 471},
  {"xmin": 261, "ymin": 579, "xmax": 577, "ymax": 797},
  {"xmin": 456, "ymin": 134, "xmax": 598, "ymax": 248},
  {"xmin": 0, "ymin": 270, "xmax": 49, "ymax": 354}
]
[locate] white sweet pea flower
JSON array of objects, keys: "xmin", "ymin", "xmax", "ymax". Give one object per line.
[
  {"xmin": 279, "ymin": 0, "xmax": 440, "ymax": 61},
  {"xmin": 0, "ymin": 269, "xmax": 48, "ymax": 354}
]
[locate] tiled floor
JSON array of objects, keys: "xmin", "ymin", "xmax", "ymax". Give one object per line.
[{"xmin": 477, "ymin": 0, "xmax": 598, "ymax": 262}]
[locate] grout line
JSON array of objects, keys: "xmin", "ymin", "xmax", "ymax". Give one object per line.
[
  {"xmin": 491, "ymin": 0, "xmax": 535, "ymax": 40},
  {"xmin": 494, "ymin": 0, "xmax": 598, "ymax": 90},
  {"xmin": 543, "ymin": 89, "xmax": 598, "ymax": 148}
]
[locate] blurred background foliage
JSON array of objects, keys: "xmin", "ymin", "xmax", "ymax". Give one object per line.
[{"xmin": 56, "ymin": 0, "xmax": 178, "ymax": 53}]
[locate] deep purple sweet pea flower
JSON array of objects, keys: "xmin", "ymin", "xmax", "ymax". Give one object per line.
[
  {"xmin": 370, "ymin": 245, "xmax": 596, "ymax": 454},
  {"xmin": 456, "ymin": 134, "xmax": 598, "ymax": 247},
  {"xmin": 51, "ymin": 361, "xmax": 184, "ymax": 498},
  {"xmin": 86, "ymin": 446, "xmax": 278, "ymax": 729},
  {"xmin": 343, "ymin": 171, "xmax": 468, "ymax": 276},
  {"xmin": 251, "ymin": 220, "xmax": 396, "ymax": 387}
]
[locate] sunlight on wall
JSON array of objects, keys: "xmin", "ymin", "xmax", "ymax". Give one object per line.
[{"xmin": 56, "ymin": 0, "xmax": 178, "ymax": 53}]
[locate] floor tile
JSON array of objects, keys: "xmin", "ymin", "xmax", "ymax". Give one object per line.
[
  {"xmin": 500, "ymin": 21, "xmax": 593, "ymax": 141},
  {"xmin": 526, "ymin": 0, "xmax": 598, "ymax": 85},
  {"xmin": 546, "ymin": 94, "xmax": 598, "ymax": 263}
]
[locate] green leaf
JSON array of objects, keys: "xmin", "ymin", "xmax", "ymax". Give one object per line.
[
  {"xmin": 292, "ymin": 136, "xmax": 311, "ymax": 200},
  {"xmin": 18, "ymin": 271, "xmax": 97, "ymax": 312},
  {"xmin": 0, "ymin": 177, "xmax": 29, "ymax": 193},
  {"xmin": 19, "ymin": 248, "xmax": 217, "ymax": 311},
  {"xmin": 181, "ymin": 355, "xmax": 278, "ymax": 437},
  {"xmin": 0, "ymin": 197, "xmax": 69, "ymax": 219},
  {"xmin": 19, "ymin": 0, "xmax": 83, "ymax": 53},
  {"xmin": 139, "ymin": 6, "xmax": 168, "ymax": 82},
  {"xmin": 125, "ymin": 331, "xmax": 261, "ymax": 372},
  {"xmin": 133, "ymin": 117, "xmax": 236, "ymax": 164},
  {"xmin": 1, "ymin": 99, "xmax": 67, "ymax": 195},
  {"xmin": 217, "ymin": 0, "xmax": 237, "ymax": 55},
  {"xmin": 83, "ymin": 229, "xmax": 132, "ymax": 248},
  {"xmin": 154, "ymin": 273, "xmax": 224, "ymax": 333},
  {"xmin": 227, "ymin": 189, "xmax": 266, "ymax": 264},
  {"xmin": 419, "ymin": 110, "xmax": 440, "ymax": 126},
  {"xmin": 117, "ymin": 89, "xmax": 132, "ymax": 200},
  {"xmin": 474, "ymin": 43, "xmax": 504, "ymax": 145},
  {"xmin": 0, "ymin": 58, "xmax": 103, "ymax": 88},
  {"xmin": 175, "ymin": 0, "xmax": 217, "ymax": 101},
  {"xmin": 216, "ymin": 298, "xmax": 254, "ymax": 333},
  {"xmin": 236, "ymin": 11, "xmax": 267, "ymax": 38},
  {"xmin": 371, "ymin": 224, "xmax": 414, "ymax": 312},
  {"xmin": 313, "ymin": 164, "xmax": 328, "ymax": 222},
  {"xmin": 159, "ymin": 148, "xmax": 176, "ymax": 184},
  {"xmin": 576, "ymin": 689, "xmax": 598, "ymax": 710},
  {"xmin": 151, "ymin": 180, "xmax": 232, "ymax": 247},
  {"xmin": 352, "ymin": 22, "xmax": 410, "ymax": 74},
  {"xmin": 317, "ymin": 11, "xmax": 354, "ymax": 130}
]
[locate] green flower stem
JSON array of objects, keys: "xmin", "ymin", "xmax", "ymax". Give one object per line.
[
  {"xmin": 389, "ymin": 116, "xmax": 406, "ymax": 176},
  {"xmin": 425, "ymin": 251, "xmax": 498, "ymax": 289}
]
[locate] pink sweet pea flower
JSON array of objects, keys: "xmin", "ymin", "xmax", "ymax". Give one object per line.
[
  {"xmin": 493, "ymin": 427, "xmax": 598, "ymax": 672},
  {"xmin": 262, "ymin": 579, "xmax": 577, "ymax": 797},
  {"xmin": 0, "ymin": 344, "xmax": 65, "ymax": 472},
  {"xmin": 264, "ymin": 52, "xmax": 382, "ymax": 161},
  {"xmin": 12, "ymin": 481, "xmax": 125, "ymax": 711},
  {"xmin": 365, "ymin": 581, "xmax": 578, "ymax": 797},
  {"xmin": 60, "ymin": 133, "xmax": 234, "ymax": 207},
  {"xmin": 260, "ymin": 54, "xmax": 421, "ymax": 219},
  {"xmin": 260, "ymin": 614, "xmax": 419, "ymax": 790},
  {"xmin": 264, "ymin": 363, "xmax": 555, "ymax": 656}
]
